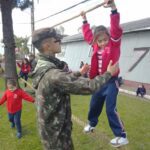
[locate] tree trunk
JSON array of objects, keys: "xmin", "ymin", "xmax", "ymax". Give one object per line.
[{"xmin": 1, "ymin": 0, "xmax": 18, "ymax": 87}]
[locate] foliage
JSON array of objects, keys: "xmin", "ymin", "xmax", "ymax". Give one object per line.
[
  {"xmin": 15, "ymin": 35, "xmax": 30, "ymax": 56},
  {"xmin": 0, "ymin": 0, "xmax": 33, "ymax": 87},
  {"xmin": 12, "ymin": 0, "xmax": 32, "ymax": 10}
]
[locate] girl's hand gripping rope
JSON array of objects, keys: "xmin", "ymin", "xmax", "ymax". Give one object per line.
[{"xmin": 103, "ymin": 0, "xmax": 116, "ymax": 10}]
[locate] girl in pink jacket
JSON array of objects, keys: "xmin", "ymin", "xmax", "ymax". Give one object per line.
[
  {"xmin": 81, "ymin": 0, "xmax": 128, "ymax": 147},
  {"xmin": 17, "ymin": 58, "xmax": 31, "ymax": 87}
]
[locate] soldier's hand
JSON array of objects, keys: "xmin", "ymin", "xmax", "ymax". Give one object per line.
[
  {"xmin": 107, "ymin": 60, "xmax": 119, "ymax": 76},
  {"xmin": 80, "ymin": 11, "xmax": 87, "ymax": 20},
  {"xmin": 80, "ymin": 64, "xmax": 89, "ymax": 76}
]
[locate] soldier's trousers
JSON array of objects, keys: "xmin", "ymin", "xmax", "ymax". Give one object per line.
[{"xmin": 38, "ymin": 122, "xmax": 74, "ymax": 150}]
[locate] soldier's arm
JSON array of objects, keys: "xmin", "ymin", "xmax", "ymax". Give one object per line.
[
  {"xmin": 71, "ymin": 71, "xmax": 82, "ymax": 77},
  {"xmin": 46, "ymin": 69, "xmax": 111, "ymax": 95}
]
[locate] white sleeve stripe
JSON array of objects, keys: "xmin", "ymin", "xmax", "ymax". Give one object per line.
[{"xmin": 111, "ymin": 36, "xmax": 122, "ymax": 42}]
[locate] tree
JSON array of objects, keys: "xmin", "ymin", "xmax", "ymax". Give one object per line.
[
  {"xmin": 15, "ymin": 35, "xmax": 30, "ymax": 59},
  {"xmin": 0, "ymin": 0, "xmax": 32, "ymax": 86}
]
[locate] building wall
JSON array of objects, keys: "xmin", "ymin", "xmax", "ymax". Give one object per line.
[
  {"xmin": 57, "ymin": 30, "xmax": 150, "ymax": 85},
  {"xmin": 120, "ymin": 31, "xmax": 150, "ymax": 84},
  {"xmin": 57, "ymin": 41, "xmax": 91, "ymax": 71}
]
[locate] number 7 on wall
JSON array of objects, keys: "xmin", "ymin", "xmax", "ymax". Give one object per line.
[{"xmin": 128, "ymin": 47, "xmax": 150, "ymax": 72}]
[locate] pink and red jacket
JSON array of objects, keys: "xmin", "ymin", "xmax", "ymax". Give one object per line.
[
  {"xmin": 0, "ymin": 88, "xmax": 34, "ymax": 113},
  {"xmin": 82, "ymin": 13, "xmax": 123, "ymax": 79}
]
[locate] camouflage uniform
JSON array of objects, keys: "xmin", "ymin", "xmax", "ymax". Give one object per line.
[{"xmin": 31, "ymin": 27, "xmax": 112, "ymax": 150}]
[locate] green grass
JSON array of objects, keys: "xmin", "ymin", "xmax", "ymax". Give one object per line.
[
  {"xmin": 0, "ymin": 102, "xmax": 42, "ymax": 150},
  {"xmin": 71, "ymin": 94, "xmax": 150, "ymax": 150},
  {"xmin": 0, "ymin": 78, "xmax": 150, "ymax": 150},
  {"xmin": 0, "ymin": 78, "xmax": 5, "ymax": 92},
  {"xmin": 0, "ymin": 79, "xmax": 43, "ymax": 150}
]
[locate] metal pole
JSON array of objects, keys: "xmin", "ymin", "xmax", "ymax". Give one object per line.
[{"xmin": 31, "ymin": 0, "xmax": 35, "ymax": 55}]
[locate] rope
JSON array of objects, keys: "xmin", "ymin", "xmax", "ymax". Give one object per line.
[
  {"xmin": 19, "ymin": 78, "xmax": 35, "ymax": 91},
  {"xmin": 72, "ymin": 115, "xmax": 129, "ymax": 150},
  {"xmin": 35, "ymin": 0, "xmax": 93, "ymax": 23},
  {"xmin": 72, "ymin": 114, "xmax": 109, "ymax": 141},
  {"xmin": 51, "ymin": 1, "xmax": 106, "ymax": 27},
  {"xmin": 25, "ymin": 1, "xmax": 107, "ymax": 38}
]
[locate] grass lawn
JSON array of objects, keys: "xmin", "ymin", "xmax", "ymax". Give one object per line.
[
  {"xmin": 0, "ymin": 78, "xmax": 150, "ymax": 150},
  {"xmin": 71, "ymin": 94, "xmax": 150, "ymax": 150}
]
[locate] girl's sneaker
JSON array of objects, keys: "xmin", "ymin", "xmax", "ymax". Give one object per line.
[
  {"xmin": 16, "ymin": 132, "xmax": 22, "ymax": 139},
  {"xmin": 83, "ymin": 124, "xmax": 95, "ymax": 133},
  {"xmin": 110, "ymin": 137, "xmax": 129, "ymax": 147}
]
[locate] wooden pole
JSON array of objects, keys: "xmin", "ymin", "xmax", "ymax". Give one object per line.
[
  {"xmin": 20, "ymin": 78, "xmax": 36, "ymax": 91},
  {"xmin": 51, "ymin": 1, "xmax": 106, "ymax": 27}
]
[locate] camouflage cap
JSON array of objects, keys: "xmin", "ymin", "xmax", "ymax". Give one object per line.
[{"xmin": 32, "ymin": 27, "xmax": 62, "ymax": 49}]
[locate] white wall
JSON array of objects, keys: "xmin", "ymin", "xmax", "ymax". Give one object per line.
[
  {"xmin": 58, "ymin": 41, "xmax": 91, "ymax": 71},
  {"xmin": 120, "ymin": 31, "xmax": 150, "ymax": 83}
]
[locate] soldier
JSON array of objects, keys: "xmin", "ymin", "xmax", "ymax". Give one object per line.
[{"xmin": 31, "ymin": 27, "xmax": 119, "ymax": 150}]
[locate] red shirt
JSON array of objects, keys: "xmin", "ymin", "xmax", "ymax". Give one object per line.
[
  {"xmin": 0, "ymin": 88, "xmax": 34, "ymax": 113},
  {"xmin": 17, "ymin": 63, "xmax": 31, "ymax": 73},
  {"xmin": 82, "ymin": 13, "xmax": 122, "ymax": 79}
]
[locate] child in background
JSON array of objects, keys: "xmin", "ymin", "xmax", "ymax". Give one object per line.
[
  {"xmin": 0, "ymin": 79, "xmax": 35, "ymax": 139},
  {"xmin": 80, "ymin": 0, "xmax": 129, "ymax": 147},
  {"xmin": 136, "ymin": 84, "xmax": 146, "ymax": 98},
  {"xmin": 17, "ymin": 58, "xmax": 31, "ymax": 87}
]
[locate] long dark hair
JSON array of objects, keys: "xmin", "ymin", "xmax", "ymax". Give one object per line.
[{"xmin": 24, "ymin": 58, "xmax": 30, "ymax": 64}]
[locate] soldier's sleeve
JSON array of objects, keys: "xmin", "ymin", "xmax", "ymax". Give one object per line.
[
  {"xmin": 46, "ymin": 69, "xmax": 111, "ymax": 95},
  {"xmin": 71, "ymin": 71, "xmax": 82, "ymax": 77}
]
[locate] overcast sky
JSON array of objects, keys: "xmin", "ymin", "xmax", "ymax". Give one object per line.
[{"xmin": 0, "ymin": 0, "xmax": 150, "ymax": 53}]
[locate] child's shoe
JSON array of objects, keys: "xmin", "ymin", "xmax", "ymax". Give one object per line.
[
  {"xmin": 16, "ymin": 132, "xmax": 22, "ymax": 139},
  {"xmin": 110, "ymin": 137, "xmax": 129, "ymax": 147},
  {"xmin": 83, "ymin": 124, "xmax": 95, "ymax": 133}
]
